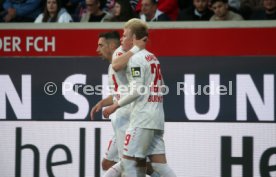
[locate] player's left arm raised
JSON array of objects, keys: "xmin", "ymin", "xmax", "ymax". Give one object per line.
[
  {"xmin": 112, "ymin": 36, "xmax": 147, "ymax": 71},
  {"xmin": 103, "ymin": 56, "xmax": 145, "ymax": 118}
]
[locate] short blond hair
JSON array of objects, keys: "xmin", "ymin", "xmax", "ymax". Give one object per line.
[{"xmin": 124, "ymin": 18, "xmax": 149, "ymax": 39}]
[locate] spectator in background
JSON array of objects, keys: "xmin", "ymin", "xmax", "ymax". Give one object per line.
[
  {"xmin": 139, "ymin": 0, "xmax": 171, "ymax": 21},
  {"xmin": 228, "ymin": 0, "xmax": 240, "ymax": 10},
  {"xmin": 0, "ymin": 0, "xmax": 4, "ymax": 22},
  {"xmin": 210, "ymin": 0, "xmax": 244, "ymax": 20},
  {"xmin": 136, "ymin": 0, "xmax": 179, "ymax": 20},
  {"xmin": 129, "ymin": 0, "xmax": 139, "ymax": 10},
  {"xmin": 227, "ymin": 0, "xmax": 244, "ymax": 15},
  {"xmin": 155, "ymin": 0, "xmax": 179, "ymax": 20},
  {"xmin": 101, "ymin": 0, "xmax": 139, "ymax": 12},
  {"xmin": 240, "ymin": 0, "xmax": 262, "ymax": 19},
  {"xmin": 177, "ymin": 0, "xmax": 213, "ymax": 21},
  {"xmin": 0, "ymin": 0, "xmax": 4, "ymax": 21},
  {"xmin": 0, "ymin": 0, "xmax": 3, "ymax": 12},
  {"xmin": 1, "ymin": 0, "xmax": 41, "ymax": 22},
  {"xmin": 109, "ymin": 0, "xmax": 137, "ymax": 21},
  {"xmin": 178, "ymin": 0, "xmax": 193, "ymax": 10},
  {"xmin": 104, "ymin": 0, "xmax": 138, "ymax": 11},
  {"xmin": 35, "ymin": 0, "xmax": 72, "ymax": 22},
  {"xmin": 102, "ymin": 0, "xmax": 115, "ymax": 11},
  {"xmin": 79, "ymin": 0, "xmax": 111, "ymax": 22},
  {"xmin": 250, "ymin": 0, "xmax": 276, "ymax": 20},
  {"xmin": 63, "ymin": 0, "xmax": 84, "ymax": 15}
]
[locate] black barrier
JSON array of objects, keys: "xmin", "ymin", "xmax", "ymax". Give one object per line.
[{"xmin": 0, "ymin": 57, "xmax": 275, "ymax": 122}]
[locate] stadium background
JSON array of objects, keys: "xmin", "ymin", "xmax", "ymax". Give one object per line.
[{"xmin": 0, "ymin": 21, "xmax": 276, "ymax": 177}]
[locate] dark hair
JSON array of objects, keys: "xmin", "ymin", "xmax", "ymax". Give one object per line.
[
  {"xmin": 111, "ymin": 0, "xmax": 137, "ymax": 22},
  {"xmin": 210, "ymin": 0, "xmax": 228, "ymax": 5},
  {"xmin": 151, "ymin": 0, "xmax": 159, "ymax": 5},
  {"xmin": 99, "ymin": 31, "xmax": 120, "ymax": 47},
  {"xmin": 42, "ymin": 0, "xmax": 62, "ymax": 22},
  {"xmin": 99, "ymin": 31, "xmax": 120, "ymax": 40}
]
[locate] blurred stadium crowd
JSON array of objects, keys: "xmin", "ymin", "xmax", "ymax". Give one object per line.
[{"xmin": 0, "ymin": 0, "xmax": 275, "ymax": 23}]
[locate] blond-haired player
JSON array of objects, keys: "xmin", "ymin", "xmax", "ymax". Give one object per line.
[{"xmin": 104, "ymin": 18, "xmax": 177, "ymax": 177}]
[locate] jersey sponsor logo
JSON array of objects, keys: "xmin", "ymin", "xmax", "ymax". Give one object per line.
[{"xmin": 131, "ymin": 67, "xmax": 141, "ymax": 77}]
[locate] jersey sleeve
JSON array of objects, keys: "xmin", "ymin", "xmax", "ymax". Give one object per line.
[
  {"xmin": 112, "ymin": 46, "xmax": 124, "ymax": 61},
  {"xmin": 117, "ymin": 55, "xmax": 145, "ymax": 107},
  {"xmin": 127, "ymin": 55, "xmax": 145, "ymax": 84}
]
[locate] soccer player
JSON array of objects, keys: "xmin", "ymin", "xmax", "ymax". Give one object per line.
[
  {"xmin": 90, "ymin": 31, "xmax": 128, "ymax": 173},
  {"xmin": 103, "ymin": 18, "xmax": 177, "ymax": 177},
  {"xmin": 91, "ymin": 30, "xmax": 151, "ymax": 177}
]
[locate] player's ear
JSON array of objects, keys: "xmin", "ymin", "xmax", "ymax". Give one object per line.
[
  {"xmin": 132, "ymin": 34, "xmax": 137, "ymax": 40},
  {"xmin": 110, "ymin": 42, "xmax": 117, "ymax": 50},
  {"xmin": 142, "ymin": 36, "xmax": 148, "ymax": 42}
]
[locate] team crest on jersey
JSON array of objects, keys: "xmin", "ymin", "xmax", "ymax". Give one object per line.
[
  {"xmin": 116, "ymin": 52, "xmax": 123, "ymax": 56},
  {"xmin": 131, "ymin": 67, "xmax": 141, "ymax": 77}
]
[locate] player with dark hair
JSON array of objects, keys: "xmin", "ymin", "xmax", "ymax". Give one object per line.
[{"xmin": 90, "ymin": 30, "xmax": 126, "ymax": 173}]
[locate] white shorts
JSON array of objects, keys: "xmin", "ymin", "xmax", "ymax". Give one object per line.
[
  {"xmin": 103, "ymin": 135, "xmax": 119, "ymax": 162},
  {"xmin": 122, "ymin": 127, "xmax": 165, "ymax": 158},
  {"xmin": 110, "ymin": 106, "xmax": 130, "ymax": 159}
]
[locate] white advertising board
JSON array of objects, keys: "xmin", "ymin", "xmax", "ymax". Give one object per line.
[{"xmin": 0, "ymin": 122, "xmax": 275, "ymax": 177}]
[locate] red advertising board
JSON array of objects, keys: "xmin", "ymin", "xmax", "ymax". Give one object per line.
[{"xmin": 1, "ymin": 25, "xmax": 276, "ymax": 57}]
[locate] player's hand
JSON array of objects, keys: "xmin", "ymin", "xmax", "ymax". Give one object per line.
[
  {"xmin": 103, "ymin": 102, "xmax": 119, "ymax": 118},
  {"xmin": 90, "ymin": 102, "xmax": 102, "ymax": 120},
  {"xmin": 133, "ymin": 35, "xmax": 147, "ymax": 50}
]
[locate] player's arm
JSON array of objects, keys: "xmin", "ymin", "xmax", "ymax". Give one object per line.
[
  {"xmin": 112, "ymin": 51, "xmax": 136, "ymax": 72},
  {"xmin": 112, "ymin": 36, "xmax": 147, "ymax": 71},
  {"xmin": 104, "ymin": 57, "xmax": 145, "ymax": 118},
  {"xmin": 90, "ymin": 95, "xmax": 113, "ymax": 120},
  {"xmin": 119, "ymin": 80, "xmax": 143, "ymax": 104},
  {"xmin": 103, "ymin": 81, "xmax": 143, "ymax": 118}
]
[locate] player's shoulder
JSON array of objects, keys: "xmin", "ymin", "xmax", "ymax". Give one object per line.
[
  {"xmin": 113, "ymin": 46, "xmax": 125, "ymax": 59},
  {"xmin": 132, "ymin": 49, "xmax": 157, "ymax": 64},
  {"xmin": 114, "ymin": 46, "xmax": 123, "ymax": 53},
  {"xmin": 108, "ymin": 64, "xmax": 113, "ymax": 73}
]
